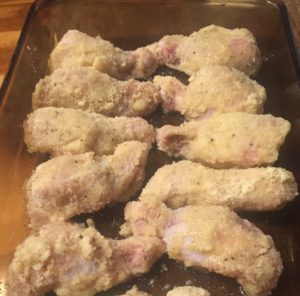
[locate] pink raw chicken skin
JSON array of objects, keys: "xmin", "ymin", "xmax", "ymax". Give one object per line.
[{"xmin": 121, "ymin": 201, "xmax": 283, "ymax": 296}]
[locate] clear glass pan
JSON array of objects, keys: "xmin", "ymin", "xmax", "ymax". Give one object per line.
[{"xmin": 0, "ymin": 0, "xmax": 300, "ymax": 295}]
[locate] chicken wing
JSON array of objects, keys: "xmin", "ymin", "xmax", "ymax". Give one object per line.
[
  {"xmin": 149, "ymin": 25, "xmax": 261, "ymax": 76},
  {"xmin": 140, "ymin": 160, "xmax": 298, "ymax": 211},
  {"xmin": 33, "ymin": 67, "xmax": 161, "ymax": 117},
  {"xmin": 154, "ymin": 65, "xmax": 266, "ymax": 120},
  {"xmin": 49, "ymin": 30, "xmax": 159, "ymax": 80},
  {"xmin": 27, "ymin": 141, "xmax": 150, "ymax": 229},
  {"xmin": 156, "ymin": 112, "xmax": 290, "ymax": 168},
  {"xmin": 121, "ymin": 286, "xmax": 210, "ymax": 296},
  {"xmin": 5, "ymin": 221, "xmax": 164, "ymax": 296},
  {"xmin": 122, "ymin": 201, "xmax": 283, "ymax": 296},
  {"xmin": 24, "ymin": 107, "xmax": 154, "ymax": 156}
]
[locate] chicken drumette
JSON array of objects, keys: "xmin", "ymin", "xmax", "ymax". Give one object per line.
[
  {"xmin": 24, "ymin": 107, "xmax": 154, "ymax": 157},
  {"xmin": 27, "ymin": 141, "xmax": 150, "ymax": 229},
  {"xmin": 5, "ymin": 221, "xmax": 164, "ymax": 296},
  {"xmin": 156, "ymin": 112, "xmax": 290, "ymax": 168},
  {"xmin": 149, "ymin": 25, "xmax": 261, "ymax": 76},
  {"xmin": 140, "ymin": 160, "xmax": 297, "ymax": 211},
  {"xmin": 154, "ymin": 65, "xmax": 266, "ymax": 120},
  {"xmin": 121, "ymin": 201, "xmax": 283, "ymax": 296},
  {"xmin": 49, "ymin": 30, "xmax": 159, "ymax": 80},
  {"xmin": 33, "ymin": 67, "xmax": 161, "ymax": 117}
]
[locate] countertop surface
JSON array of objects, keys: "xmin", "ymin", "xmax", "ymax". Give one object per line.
[{"xmin": 0, "ymin": 0, "xmax": 300, "ymax": 86}]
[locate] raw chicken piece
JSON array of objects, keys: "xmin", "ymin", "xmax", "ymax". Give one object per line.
[
  {"xmin": 5, "ymin": 221, "xmax": 164, "ymax": 296},
  {"xmin": 24, "ymin": 107, "xmax": 154, "ymax": 157},
  {"xmin": 121, "ymin": 286, "xmax": 210, "ymax": 296},
  {"xmin": 156, "ymin": 112, "xmax": 290, "ymax": 168},
  {"xmin": 33, "ymin": 67, "xmax": 161, "ymax": 117},
  {"xmin": 140, "ymin": 160, "xmax": 298, "ymax": 211},
  {"xmin": 122, "ymin": 201, "xmax": 283, "ymax": 296},
  {"xmin": 27, "ymin": 141, "xmax": 150, "ymax": 229},
  {"xmin": 153, "ymin": 65, "xmax": 266, "ymax": 120},
  {"xmin": 149, "ymin": 25, "xmax": 261, "ymax": 76},
  {"xmin": 167, "ymin": 286, "xmax": 210, "ymax": 296},
  {"xmin": 49, "ymin": 30, "xmax": 159, "ymax": 80}
]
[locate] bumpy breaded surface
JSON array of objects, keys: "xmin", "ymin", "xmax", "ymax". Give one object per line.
[
  {"xmin": 27, "ymin": 141, "xmax": 150, "ymax": 229},
  {"xmin": 120, "ymin": 201, "xmax": 172, "ymax": 238},
  {"xmin": 150, "ymin": 25, "xmax": 261, "ymax": 76},
  {"xmin": 121, "ymin": 286, "xmax": 210, "ymax": 296},
  {"xmin": 164, "ymin": 206, "xmax": 282, "ymax": 296},
  {"xmin": 140, "ymin": 160, "xmax": 298, "ymax": 211},
  {"xmin": 50, "ymin": 26, "xmax": 260, "ymax": 80},
  {"xmin": 156, "ymin": 112, "xmax": 290, "ymax": 168},
  {"xmin": 24, "ymin": 107, "xmax": 154, "ymax": 156},
  {"xmin": 154, "ymin": 66, "xmax": 266, "ymax": 120},
  {"xmin": 166, "ymin": 286, "xmax": 210, "ymax": 296},
  {"xmin": 33, "ymin": 67, "xmax": 161, "ymax": 117},
  {"xmin": 122, "ymin": 202, "xmax": 283, "ymax": 296},
  {"xmin": 121, "ymin": 286, "xmax": 150, "ymax": 296},
  {"xmin": 49, "ymin": 30, "xmax": 158, "ymax": 80},
  {"xmin": 5, "ymin": 221, "xmax": 164, "ymax": 296}
]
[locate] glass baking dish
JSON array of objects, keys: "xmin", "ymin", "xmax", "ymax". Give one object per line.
[{"xmin": 0, "ymin": 0, "xmax": 300, "ymax": 295}]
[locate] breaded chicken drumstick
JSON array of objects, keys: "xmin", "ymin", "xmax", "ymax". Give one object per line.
[
  {"xmin": 5, "ymin": 221, "xmax": 164, "ymax": 296},
  {"xmin": 33, "ymin": 67, "xmax": 161, "ymax": 117},
  {"xmin": 49, "ymin": 30, "xmax": 159, "ymax": 80},
  {"xmin": 49, "ymin": 25, "xmax": 260, "ymax": 79},
  {"xmin": 156, "ymin": 112, "xmax": 290, "ymax": 168},
  {"xmin": 149, "ymin": 25, "xmax": 261, "ymax": 76},
  {"xmin": 121, "ymin": 201, "xmax": 282, "ymax": 296},
  {"xmin": 24, "ymin": 107, "xmax": 154, "ymax": 157},
  {"xmin": 154, "ymin": 65, "xmax": 266, "ymax": 120},
  {"xmin": 27, "ymin": 141, "xmax": 150, "ymax": 230},
  {"xmin": 140, "ymin": 160, "xmax": 298, "ymax": 211}
]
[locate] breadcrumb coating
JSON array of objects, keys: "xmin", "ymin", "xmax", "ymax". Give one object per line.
[
  {"xmin": 154, "ymin": 65, "xmax": 266, "ymax": 120},
  {"xmin": 33, "ymin": 67, "xmax": 161, "ymax": 117},
  {"xmin": 27, "ymin": 141, "xmax": 150, "ymax": 229},
  {"xmin": 24, "ymin": 107, "xmax": 154, "ymax": 157},
  {"xmin": 140, "ymin": 160, "xmax": 298, "ymax": 211},
  {"xmin": 149, "ymin": 25, "xmax": 261, "ymax": 76},
  {"xmin": 122, "ymin": 202, "xmax": 283, "ymax": 296},
  {"xmin": 5, "ymin": 222, "xmax": 164, "ymax": 296},
  {"xmin": 156, "ymin": 112, "xmax": 290, "ymax": 168},
  {"xmin": 49, "ymin": 30, "xmax": 158, "ymax": 80}
]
